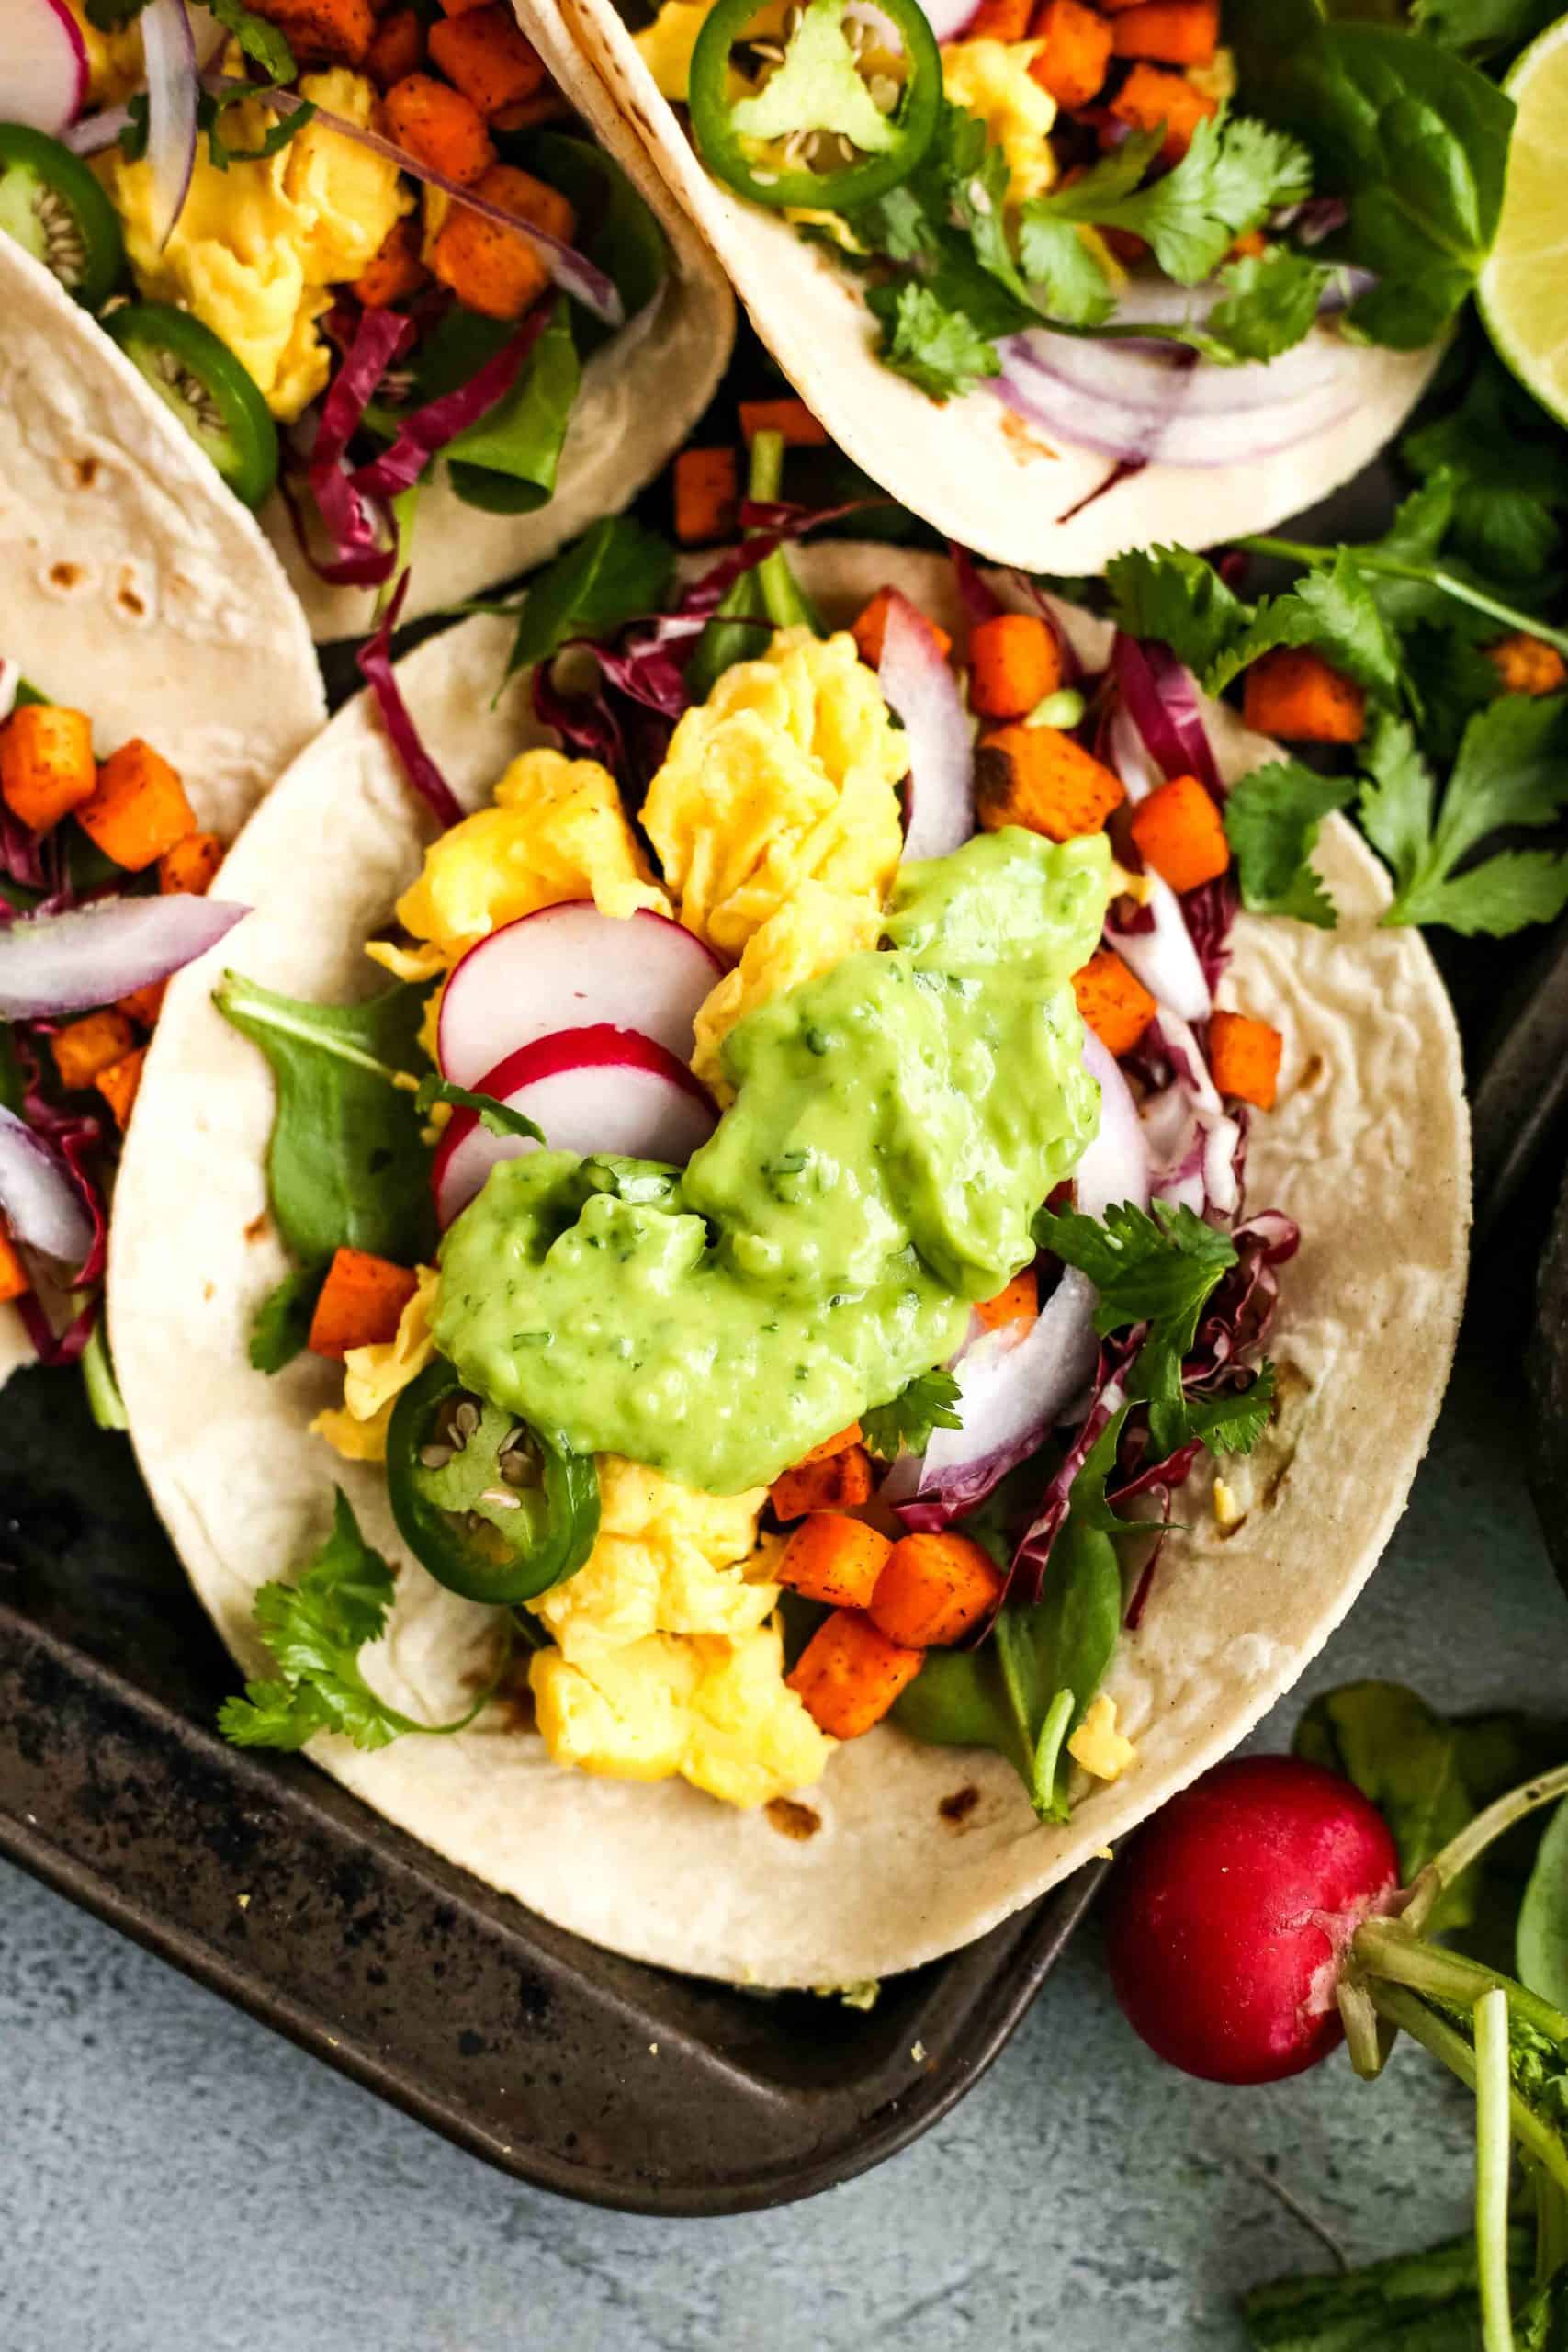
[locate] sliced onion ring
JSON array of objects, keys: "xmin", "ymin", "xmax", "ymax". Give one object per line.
[
  {"xmin": 1077, "ymin": 1030, "xmax": 1149, "ymax": 1218},
  {"xmin": 0, "ymin": 894, "xmax": 248, "ymax": 1019},
  {"xmin": 878, "ymin": 589, "xmax": 974, "ymax": 861},
  {"xmin": 0, "ymin": 1105, "xmax": 95, "ymax": 1272}
]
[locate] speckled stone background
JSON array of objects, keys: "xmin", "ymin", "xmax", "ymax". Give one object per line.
[{"xmin": 3, "ymin": 1329, "xmax": 1562, "ymax": 2352}]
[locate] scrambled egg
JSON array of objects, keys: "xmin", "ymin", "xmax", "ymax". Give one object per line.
[
  {"xmin": 311, "ymin": 1267, "xmax": 439, "ymax": 1464},
  {"xmin": 692, "ymin": 879, "xmax": 882, "ymax": 1102},
  {"xmin": 108, "ymin": 70, "xmax": 407, "ymax": 422},
  {"xmin": 532, "ymin": 1622, "xmax": 833, "ymax": 1807},
  {"xmin": 68, "ymin": 0, "xmax": 141, "ymax": 104},
  {"xmin": 644, "ymin": 628, "xmax": 905, "ymax": 958},
  {"xmin": 533, "ymin": 1458, "xmax": 777, "ymax": 1662},
  {"xmin": 635, "ymin": 0, "xmax": 789, "ymax": 103},
  {"xmin": 941, "ymin": 40, "xmax": 1057, "ymax": 207},
  {"xmin": 1067, "ymin": 1695, "xmax": 1137, "ymax": 1783}
]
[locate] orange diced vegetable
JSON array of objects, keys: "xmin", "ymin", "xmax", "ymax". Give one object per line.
[
  {"xmin": 382, "ymin": 72, "xmax": 495, "ymax": 187},
  {"xmin": 0, "ymin": 703, "xmax": 96, "ymax": 833},
  {"xmin": 673, "ymin": 446, "xmax": 739, "ymax": 546},
  {"xmin": 870, "ymin": 1531, "xmax": 1006, "ymax": 1649},
  {"xmin": 438, "ymin": 0, "xmax": 490, "ymax": 17},
  {"xmin": 975, "ymin": 1267, "xmax": 1038, "ymax": 1330},
  {"xmin": 1109, "ymin": 61, "xmax": 1216, "ymax": 159},
  {"xmin": 117, "ymin": 979, "xmax": 167, "ymax": 1030},
  {"xmin": 248, "ymin": 0, "xmax": 373, "ymax": 65},
  {"xmin": 1073, "ymin": 944, "xmax": 1156, "ymax": 1058},
  {"xmin": 1487, "ymin": 632, "xmax": 1567, "ymax": 697},
  {"xmin": 1208, "ymin": 1010, "xmax": 1282, "ymax": 1112},
  {"xmin": 771, "ymin": 1442, "xmax": 875, "ymax": 1523},
  {"xmin": 307, "ymin": 1246, "xmax": 421, "ymax": 1359},
  {"xmin": 1230, "ymin": 227, "xmax": 1267, "ymax": 260},
  {"xmin": 428, "ymin": 6, "xmax": 548, "ymax": 118},
  {"xmin": 775, "ymin": 1512, "xmax": 894, "ymax": 1611},
  {"xmin": 491, "ymin": 85, "xmax": 571, "ymax": 132},
  {"xmin": 96, "ymin": 1046, "xmax": 145, "ymax": 1130},
  {"xmin": 967, "ymin": 612, "xmax": 1064, "ymax": 720},
  {"xmin": 431, "ymin": 163, "xmax": 572, "ymax": 320},
  {"xmin": 795, "ymin": 1421, "xmax": 864, "ymax": 1466},
  {"xmin": 78, "ymin": 740, "xmax": 196, "ymax": 873},
  {"xmin": 967, "ymin": 0, "xmax": 1035, "ymax": 30},
  {"xmin": 739, "ymin": 396, "xmax": 829, "ymax": 447},
  {"xmin": 976, "ymin": 724, "xmax": 1126, "ymax": 840},
  {"xmin": 1242, "ymin": 647, "xmax": 1366, "ymax": 744},
  {"xmin": 1127, "ymin": 773, "xmax": 1231, "ymax": 896},
  {"xmin": 0, "ymin": 1222, "xmax": 28, "ymax": 1306},
  {"xmin": 1029, "ymin": 0, "xmax": 1114, "ymax": 109},
  {"xmin": 364, "ymin": 4, "xmax": 423, "ymax": 85},
  {"xmin": 51, "ymin": 1011, "xmax": 137, "ymax": 1094},
  {"xmin": 852, "ymin": 586, "xmax": 953, "ymax": 669},
  {"xmin": 158, "ymin": 830, "xmax": 222, "ymax": 896},
  {"xmin": 352, "ymin": 216, "xmax": 428, "ymax": 309},
  {"xmin": 1110, "ymin": 0, "xmax": 1218, "ymax": 65},
  {"xmin": 786, "ymin": 1609, "xmax": 924, "ymax": 1739}
]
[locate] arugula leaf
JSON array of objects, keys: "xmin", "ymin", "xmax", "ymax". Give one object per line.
[
  {"xmin": 1224, "ymin": 759, "xmax": 1356, "ymax": 926},
  {"xmin": 1365, "ymin": 697, "xmax": 1568, "ymax": 935},
  {"xmin": 249, "ymin": 1263, "xmax": 329, "ymax": 1375},
  {"xmin": 862, "ymin": 1367, "xmax": 963, "ymax": 1461},
  {"xmin": 215, "ymin": 973, "xmax": 435, "ymax": 1267},
  {"xmin": 413, "ymin": 1074, "xmax": 545, "ymax": 1142},
  {"xmin": 504, "ymin": 514, "xmax": 674, "ymax": 684},
  {"xmin": 871, "ymin": 279, "xmax": 1003, "ymax": 401},
  {"xmin": 220, "ymin": 1490, "xmax": 508, "ymax": 1752},
  {"xmin": 1203, "ymin": 247, "xmax": 1335, "ymax": 363}
]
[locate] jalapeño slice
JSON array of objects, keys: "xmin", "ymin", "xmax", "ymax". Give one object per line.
[
  {"xmin": 104, "ymin": 301, "xmax": 279, "ymax": 508},
  {"xmin": 688, "ymin": 0, "xmax": 942, "ymax": 212},
  {"xmin": 387, "ymin": 1358, "xmax": 601, "ymax": 1608},
  {"xmin": 0, "ymin": 124, "xmax": 125, "ymax": 311}
]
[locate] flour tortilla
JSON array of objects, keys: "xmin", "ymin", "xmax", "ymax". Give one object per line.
[
  {"xmin": 109, "ymin": 543, "xmax": 1469, "ymax": 1986},
  {"xmin": 560, "ymin": 0, "xmax": 1443, "ymax": 572},
  {"xmin": 0, "ymin": 235, "xmax": 327, "ymax": 1382},
  {"xmin": 265, "ymin": 0, "xmax": 734, "ymax": 639}
]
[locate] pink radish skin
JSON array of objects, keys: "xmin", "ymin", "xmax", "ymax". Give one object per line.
[
  {"xmin": 1103, "ymin": 1755, "xmax": 1400, "ymax": 2086},
  {"xmin": 434, "ymin": 1023, "xmax": 717, "ymax": 1228},
  {"xmin": 7, "ymin": 0, "xmax": 89, "ymax": 131},
  {"xmin": 437, "ymin": 902, "xmax": 724, "ymax": 1089}
]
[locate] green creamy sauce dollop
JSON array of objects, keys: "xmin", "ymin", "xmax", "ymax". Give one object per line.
[{"xmin": 434, "ymin": 827, "xmax": 1111, "ymax": 1494}]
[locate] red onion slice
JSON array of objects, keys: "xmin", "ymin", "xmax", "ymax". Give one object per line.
[
  {"xmin": 1010, "ymin": 325, "xmax": 1343, "ymax": 420},
  {"xmin": 62, "ymin": 101, "xmax": 133, "ymax": 154},
  {"xmin": 878, "ymin": 590, "xmax": 975, "ymax": 861},
  {"xmin": 995, "ymin": 344, "xmax": 1359, "ymax": 470},
  {"xmin": 0, "ymin": 1105, "xmax": 96, "ymax": 1272},
  {"xmin": 1113, "ymin": 871, "xmax": 1211, "ymax": 1023},
  {"xmin": 1111, "ymin": 633, "xmax": 1220, "ymax": 793},
  {"xmin": 142, "ymin": 0, "xmax": 199, "ymax": 250},
  {"xmin": 0, "ymin": 894, "xmax": 248, "ymax": 1019},
  {"xmin": 1077, "ymin": 1030, "xmax": 1149, "ymax": 1218}
]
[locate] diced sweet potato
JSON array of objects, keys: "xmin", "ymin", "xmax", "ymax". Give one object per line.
[
  {"xmin": 968, "ymin": 612, "xmax": 1065, "ymax": 720},
  {"xmin": 869, "ymin": 1532, "xmax": 1005, "ymax": 1648},
  {"xmin": 976, "ymin": 723, "xmax": 1126, "ymax": 840},
  {"xmin": 975, "ymin": 1267, "xmax": 1038, "ymax": 1330},
  {"xmin": 786, "ymin": 1609, "xmax": 924, "ymax": 1739},
  {"xmin": 308, "ymin": 1246, "xmax": 421, "ymax": 1359},
  {"xmin": 247, "ymin": 0, "xmax": 373, "ymax": 66},
  {"xmin": 1109, "ymin": 60, "xmax": 1216, "ymax": 160},
  {"xmin": 1208, "ymin": 1009, "xmax": 1282, "ymax": 1112},
  {"xmin": 96, "ymin": 1047, "xmax": 145, "ymax": 1130},
  {"xmin": 353, "ymin": 216, "xmax": 428, "ymax": 309},
  {"xmin": 78, "ymin": 741, "xmax": 196, "ymax": 872},
  {"xmin": 967, "ymin": 0, "xmax": 1036, "ymax": 30},
  {"xmin": 382, "ymin": 72, "xmax": 495, "ymax": 187},
  {"xmin": 771, "ymin": 1442, "xmax": 875, "ymax": 1523},
  {"xmin": 795, "ymin": 1421, "xmax": 863, "ymax": 1465},
  {"xmin": 0, "ymin": 1222, "xmax": 28, "ymax": 1306},
  {"xmin": 1487, "ymin": 631, "xmax": 1568, "ymax": 698},
  {"xmin": 365, "ymin": 4, "xmax": 423, "ymax": 85},
  {"xmin": 1242, "ymin": 647, "xmax": 1366, "ymax": 744},
  {"xmin": 429, "ymin": 6, "xmax": 548, "ymax": 118},
  {"xmin": 1127, "ymin": 774, "xmax": 1231, "ymax": 895},
  {"xmin": 431, "ymin": 164, "xmax": 573, "ymax": 321},
  {"xmin": 738, "ymin": 397, "xmax": 829, "ymax": 447},
  {"xmin": 158, "ymin": 831, "xmax": 222, "ymax": 896},
  {"xmin": 776, "ymin": 1512, "xmax": 894, "ymax": 1611},
  {"xmin": 1109, "ymin": 0, "xmax": 1218, "ymax": 65},
  {"xmin": 852, "ymin": 586, "xmax": 952, "ymax": 670},
  {"xmin": 51, "ymin": 1011, "xmax": 137, "ymax": 1094},
  {"xmin": 0, "ymin": 703, "xmax": 95, "ymax": 833},
  {"xmin": 1073, "ymin": 945, "xmax": 1156, "ymax": 1058},
  {"xmin": 674, "ymin": 447, "xmax": 739, "ymax": 547},
  {"xmin": 117, "ymin": 979, "xmax": 168, "ymax": 1031},
  {"xmin": 1029, "ymin": 0, "xmax": 1114, "ymax": 110}
]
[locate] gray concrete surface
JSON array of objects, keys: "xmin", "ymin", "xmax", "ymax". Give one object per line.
[{"xmin": 2, "ymin": 1339, "xmax": 1562, "ymax": 2351}]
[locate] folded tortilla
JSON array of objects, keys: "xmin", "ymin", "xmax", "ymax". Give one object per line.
[
  {"xmin": 108, "ymin": 543, "xmax": 1469, "ymax": 1986},
  {"xmin": 561, "ymin": 0, "xmax": 1444, "ymax": 573}
]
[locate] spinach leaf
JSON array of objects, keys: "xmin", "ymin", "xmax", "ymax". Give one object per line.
[
  {"xmin": 505, "ymin": 514, "xmax": 675, "ymax": 684},
  {"xmin": 1519, "ymin": 1799, "xmax": 1568, "ymax": 2014},
  {"xmin": 1414, "ymin": 0, "xmax": 1560, "ymax": 56},
  {"xmin": 249, "ymin": 1263, "xmax": 328, "ymax": 1375},
  {"xmin": 215, "ymin": 972, "xmax": 435, "ymax": 1268},
  {"xmin": 412, "ymin": 301, "xmax": 581, "ymax": 517},
  {"xmin": 525, "ymin": 129, "xmax": 667, "ymax": 356}
]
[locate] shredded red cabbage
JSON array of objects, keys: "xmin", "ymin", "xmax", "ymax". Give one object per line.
[
  {"xmin": 301, "ymin": 307, "xmax": 417, "ymax": 588},
  {"xmin": 349, "ymin": 302, "xmax": 553, "ymax": 506},
  {"xmin": 355, "ymin": 572, "xmax": 464, "ymax": 831},
  {"xmin": 1111, "ymin": 631, "xmax": 1220, "ymax": 792},
  {"xmin": 948, "ymin": 540, "xmax": 1004, "ymax": 628},
  {"xmin": 17, "ymin": 1290, "xmax": 96, "ymax": 1369}
]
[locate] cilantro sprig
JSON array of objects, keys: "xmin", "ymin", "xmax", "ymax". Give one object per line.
[
  {"xmin": 862, "ymin": 1367, "xmax": 963, "ymax": 1461},
  {"xmin": 220, "ymin": 1490, "xmax": 512, "ymax": 1752}
]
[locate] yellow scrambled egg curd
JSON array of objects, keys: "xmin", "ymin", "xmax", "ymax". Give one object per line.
[
  {"xmin": 692, "ymin": 879, "xmax": 882, "ymax": 1102},
  {"xmin": 311, "ymin": 1266, "xmax": 439, "ymax": 1464},
  {"xmin": 644, "ymin": 628, "xmax": 906, "ymax": 959},
  {"xmin": 68, "ymin": 0, "xmax": 142, "ymax": 104},
  {"xmin": 532, "ymin": 1457, "xmax": 777, "ymax": 1662},
  {"xmin": 1067, "ymin": 1694, "xmax": 1137, "ymax": 1783},
  {"xmin": 531, "ymin": 1623, "xmax": 833, "ymax": 1806},
  {"xmin": 634, "ymin": 0, "xmax": 791, "ymax": 102},
  {"xmin": 941, "ymin": 40, "xmax": 1058, "ymax": 207},
  {"xmin": 109, "ymin": 70, "xmax": 407, "ymax": 422}
]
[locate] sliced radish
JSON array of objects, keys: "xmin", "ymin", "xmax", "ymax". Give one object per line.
[
  {"xmin": 437, "ymin": 902, "xmax": 724, "ymax": 1090},
  {"xmin": 6, "ymin": 0, "xmax": 89, "ymax": 132},
  {"xmin": 434, "ymin": 1023, "xmax": 717, "ymax": 1228}
]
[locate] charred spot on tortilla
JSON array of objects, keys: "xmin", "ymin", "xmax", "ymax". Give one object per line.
[
  {"xmin": 243, "ymin": 1212, "xmax": 270, "ymax": 1244},
  {"xmin": 939, "ymin": 1786, "xmax": 980, "ymax": 1826},
  {"xmin": 47, "ymin": 560, "xmax": 85, "ymax": 592},
  {"xmin": 115, "ymin": 577, "xmax": 148, "ymax": 619},
  {"xmin": 766, "ymin": 1798, "xmax": 822, "ymax": 1841}
]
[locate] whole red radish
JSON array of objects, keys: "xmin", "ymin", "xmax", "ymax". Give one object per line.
[{"xmin": 1103, "ymin": 1755, "xmax": 1400, "ymax": 2086}]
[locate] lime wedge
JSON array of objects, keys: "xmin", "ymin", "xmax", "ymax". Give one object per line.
[{"xmin": 1479, "ymin": 12, "xmax": 1568, "ymax": 428}]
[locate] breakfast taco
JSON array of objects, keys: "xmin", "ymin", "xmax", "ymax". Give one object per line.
[
  {"xmin": 557, "ymin": 0, "xmax": 1510, "ymax": 571},
  {"xmin": 1, "ymin": 0, "xmax": 733, "ymax": 637},
  {"xmin": 107, "ymin": 503, "xmax": 1467, "ymax": 1987}
]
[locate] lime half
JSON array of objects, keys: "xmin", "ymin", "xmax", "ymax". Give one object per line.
[{"xmin": 1479, "ymin": 11, "xmax": 1568, "ymax": 428}]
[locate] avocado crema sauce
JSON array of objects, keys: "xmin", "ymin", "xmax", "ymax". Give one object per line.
[{"xmin": 434, "ymin": 828, "xmax": 1112, "ymax": 1494}]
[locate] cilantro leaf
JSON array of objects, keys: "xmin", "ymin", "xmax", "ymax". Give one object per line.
[
  {"xmin": 505, "ymin": 515, "xmax": 674, "ymax": 684},
  {"xmin": 1105, "ymin": 544, "xmax": 1252, "ymax": 678},
  {"xmin": 1185, "ymin": 1365, "xmax": 1277, "ymax": 1456},
  {"xmin": 249, "ymin": 1263, "xmax": 328, "ymax": 1375},
  {"xmin": 1214, "ymin": 549, "xmax": 1404, "ymax": 699},
  {"xmin": 1203, "ymin": 248, "xmax": 1334, "ymax": 363},
  {"xmin": 862, "ymin": 1368, "xmax": 964, "ymax": 1461},
  {"xmin": 413, "ymin": 1073, "xmax": 545, "ymax": 1142},
  {"xmin": 1224, "ymin": 760, "xmax": 1356, "ymax": 927},
  {"xmin": 1012, "ymin": 214, "xmax": 1116, "ymax": 328},
  {"xmin": 871, "ymin": 280, "xmax": 1002, "ymax": 401},
  {"xmin": 1358, "ymin": 711, "xmax": 1438, "ymax": 897},
  {"xmin": 731, "ymin": 0, "xmax": 894, "ymax": 153},
  {"xmin": 1372, "ymin": 695, "xmax": 1568, "ymax": 935},
  {"xmin": 220, "ymin": 1490, "xmax": 510, "ymax": 1753}
]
